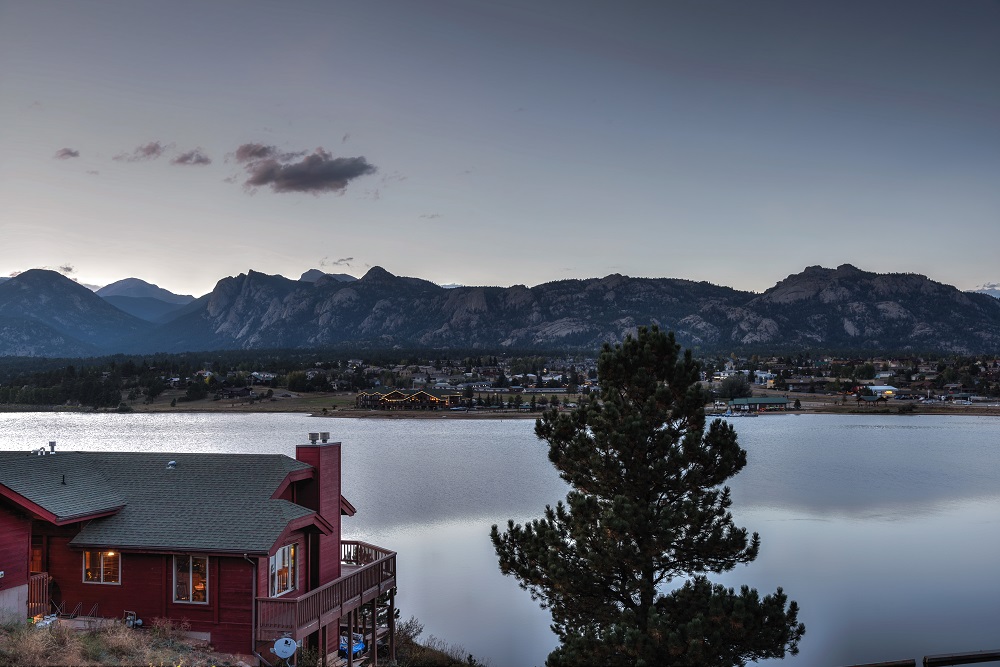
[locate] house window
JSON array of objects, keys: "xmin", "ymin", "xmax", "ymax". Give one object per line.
[
  {"xmin": 83, "ymin": 551, "xmax": 121, "ymax": 584},
  {"xmin": 174, "ymin": 555, "xmax": 209, "ymax": 604},
  {"xmin": 269, "ymin": 544, "xmax": 297, "ymax": 597}
]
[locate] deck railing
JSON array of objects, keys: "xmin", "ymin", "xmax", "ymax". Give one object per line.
[
  {"xmin": 842, "ymin": 649, "xmax": 1000, "ymax": 666},
  {"xmin": 28, "ymin": 572, "xmax": 50, "ymax": 618},
  {"xmin": 256, "ymin": 541, "xmax": 395, "ymax": 641}
]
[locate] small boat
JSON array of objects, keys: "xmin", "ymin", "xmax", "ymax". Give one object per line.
[{"xmin": 339, "ymin": 632, "xmax": 365, "ymax": 658}]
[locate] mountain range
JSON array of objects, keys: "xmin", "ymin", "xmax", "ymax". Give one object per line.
[{"xmin": 1, "ymin": 264, "xmax": 999, "ymax": 357}]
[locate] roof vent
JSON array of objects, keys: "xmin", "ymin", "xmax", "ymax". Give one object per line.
[
  {"xmin": 167, "ymin": 460, "xmax": 177, "ymax": 469},
  {"xmin": 49, "ymin": 441, "xmax": 56, "ymax": 454},
  {"xmin": 308, "ymin": 432, "xmax": 319, "ymax": 444},
  {"xmin": 320, "ymin": 432, "xmax": 330, "ymax": 443}
]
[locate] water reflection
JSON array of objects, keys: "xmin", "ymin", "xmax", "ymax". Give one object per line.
[
  {"xmin": 3, "ymin": 413, "xmax": 1000, "ymax": 666},
  {"xmin": 726, "ymin": 415, "xmax": 1000, "ymax": 518}
]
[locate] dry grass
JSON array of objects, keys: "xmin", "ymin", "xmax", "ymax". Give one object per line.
[
  {"xmin": 0, "ymin": 621, "xmax": 84, "ymax": 666},
  {"xmin": 0, "ymin": 617, "xmax": 248, "ymax": 667}
]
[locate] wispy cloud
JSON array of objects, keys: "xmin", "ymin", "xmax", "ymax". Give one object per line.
[
  {"xmin": 172, "ymin": 148, "xmax": 212, "ymax": 166},
  {"xmin": 321, "ymin": 256, "xmax": 354, "ymax": 267},
  {"xmin": 58, "ymin": 264, "xmax": 75, "ymax": 274},
  {"xmin": 419, "ymin": 213, "xmax": 443, "ymax": 220},
  {"xmin": 114, "ymin": 141, "xmax": 170, "ymax": 162},
  {"xmin": 238, "ymin": 145, "xmax": 377, "ymax": 195},
  {"xmin": 53, "ymin": 148, "xmax": 80, "ymax": 159}
]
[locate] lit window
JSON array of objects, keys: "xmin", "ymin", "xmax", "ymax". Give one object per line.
[
  {"xmin": 174, "ymin": 555, "xmax": 209, "ymax": 604},
  {"xmin": 83, "ymin": 551, "xmax": 121, "ymax": 584},
  {"xmin": 269, "ymin": 544, "xmax": 297, "ymax": 597}
]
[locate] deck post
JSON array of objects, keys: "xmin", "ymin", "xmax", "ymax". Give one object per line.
[
  {"xmin": 369, "ymin": 596, "xmax": 377, "ymax": 666},
  {"xmin": 388, "ymin": 587, "xmax": 396, "ymax": 662},
  {"xmin": 346, "ymin": 609, "xmax": 354, "ymax": 667}
]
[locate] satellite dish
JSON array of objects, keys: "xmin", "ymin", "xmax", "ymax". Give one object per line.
[{"xmin": 272, "ymin": 636, "xmax": 297, "ymax": 659}]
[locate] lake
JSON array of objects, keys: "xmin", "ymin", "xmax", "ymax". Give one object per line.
[{"xmin": 2, "ymin": 412, "xmax": 1000, "ymax": 666}]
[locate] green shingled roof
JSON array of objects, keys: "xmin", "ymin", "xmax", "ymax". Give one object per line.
[
  {"xmin": 0, "ymin": 452, "xmax": 125, "ymax": 521},
  {"xmin": 0, "ymin": 451, "xmax": 317, "ymax": 555}
]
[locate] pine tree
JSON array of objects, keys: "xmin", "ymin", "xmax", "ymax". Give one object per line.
[{"xmin": 491, "ymin": 326, "xmax": 804, "ymax": 667}]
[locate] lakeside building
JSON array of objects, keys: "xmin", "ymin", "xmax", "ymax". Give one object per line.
[
  {"xmin": 355, "ymin": 388, "xmax": 462, "ymax": 410},
  {"xmin": 727, "ymin": 396, "xmax": 793, "ymax": 412},
  {"xmin": 0, "ymin": 435, "xmax": 396, "ymax": 664}
]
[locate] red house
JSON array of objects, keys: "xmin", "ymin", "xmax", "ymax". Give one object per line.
[{"xmin": 0, "ymin": 435, "xmax": 396, "ymax": 665}]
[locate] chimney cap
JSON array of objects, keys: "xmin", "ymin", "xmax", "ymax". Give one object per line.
[{"xmin": 308, "ymin": 432, "xmax": 319, "ymax": 444}]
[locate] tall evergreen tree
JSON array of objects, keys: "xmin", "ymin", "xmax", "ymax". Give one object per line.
[{"xmin": 491, "ymin": 326, "xmax": 803, "ymax": 666}]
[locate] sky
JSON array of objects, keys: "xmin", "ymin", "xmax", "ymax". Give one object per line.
[{"xmin": 1, "ymin": 1, "xmax": 998, "ymax": 298}]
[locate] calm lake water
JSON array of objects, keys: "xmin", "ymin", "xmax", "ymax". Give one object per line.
[{"xmin": 2, "ymin": 412, "xmax": 1000, "ymax": 667}]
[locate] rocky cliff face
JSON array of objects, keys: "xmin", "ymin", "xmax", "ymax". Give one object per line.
[
  {"xmin": 3, "ymin": 265, "xmax": 999, "ymax": 356},
  {"xmin": 744, "ymin": 265, "xmax": 1000, "ymax": 352},
  {"xmin": 140, "ymin": 267, "xmax": 751, "ymax": 353}
]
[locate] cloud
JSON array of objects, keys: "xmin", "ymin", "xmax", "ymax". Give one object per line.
[
  {"xmin": 419, "ymin": 213, "xmax": 443, "ymax": 220},
  {"xmin": 232, "ymin": 143, "xmax": 305, "ymax": 164},
  {"xmin": 86, "ymin": 170, "xmax": 100, "ymax": 176},
  {"xmin": 341, "ymin": 133, "xmax": 350, "ymax": 144},
  {"xmin": 330, "ymin": 257, "xmax": 353, "ymax": 267},
  {"xmin": 54, "ymin": 148, "xmax": 80, "ymax": 159},
  {"xmin": 234, "ymin": 143, "xmax": 277, "ymax": 163},
  {"xmin": 58, "ymin": 264, "xmax": 75, "ymax": 274},
  {"xmin": 172, "ymin": 149, "xmax": 212, "ymax": 166},
  {"xmin": 241, "ymin": 147, "xmax": 376, "ymax": 194},
  {"xmin": 8, "ymin": 271, "xmax": 21, "ymax": 278},
  {"xmin": 114, "ymin": 141, "xmax": 170, "ymax": 162}
]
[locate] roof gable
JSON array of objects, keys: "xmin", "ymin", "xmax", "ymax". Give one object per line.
[
  {"xmin": 0, "ymin": 453, "xmax": 125, "ymax": 523},
  {"xmin": 0, "ymin": 451, "xmax": 321, "ymax": 555}
]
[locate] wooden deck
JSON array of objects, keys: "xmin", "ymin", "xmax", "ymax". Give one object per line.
[{"xmin": 256, "ymin": 541, "xmax": 396, "ymax": 642}]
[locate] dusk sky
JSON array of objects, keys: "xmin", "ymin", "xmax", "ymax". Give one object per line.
[{"xmin": 2, "ymin": 1, "xmax": 998, "ymax": 298}]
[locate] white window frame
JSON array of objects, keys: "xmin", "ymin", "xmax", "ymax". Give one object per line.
[
  {"xmin": 269, "ymin": 543, "xmax": 297, "ymax": 597},
  {"xmin": 82, "ymin": 550, "xmax": 121, "ymax": 585},
  {"xmin": 173, "ymin": 555, "xmax": 209, "ymax": 605}
]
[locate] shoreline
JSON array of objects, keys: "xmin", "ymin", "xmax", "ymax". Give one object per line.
[{"xmin": 3, "ymin": 394, "xmax": 1000, "ymax": 419}]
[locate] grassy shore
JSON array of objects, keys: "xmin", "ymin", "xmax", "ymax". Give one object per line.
[{"xmin": 3, "ymin": 387, "xmax": 999, "ymax": 418}]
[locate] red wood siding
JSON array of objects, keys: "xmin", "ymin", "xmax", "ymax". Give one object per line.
[
  {"xmin": 46, "ymin": 535, "xmax": 165, "ymax": 623},
  {"xmin": 0, "ymin": 500, "xmax": 31, "ymax": 589},
  {"xmin": 42, "ymin": 532, "xmax": 256, "ymax": 654},
  {"xmin": 212, "ymin": 557, "xmax": 255, "ymax": 653},
  {"xmin": 295, "ymin": 443, "xmax": 342, "ymax": 584}
]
